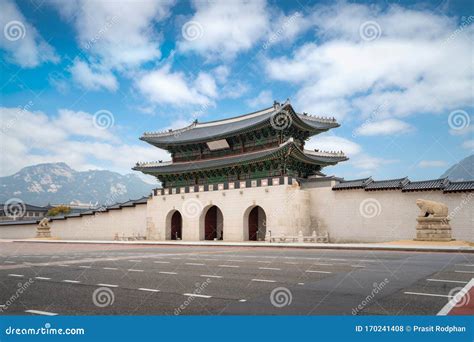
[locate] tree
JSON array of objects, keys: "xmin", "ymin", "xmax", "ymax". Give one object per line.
[{"xmin": 47, "ymin": 205, "xmax": 71, "ymax": 217}]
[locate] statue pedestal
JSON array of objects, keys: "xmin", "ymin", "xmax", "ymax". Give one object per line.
[
  {"xmin": 36, "ymin": 226, "xmax": 51, "ymax": 238},
  {"xmin": 415, "ymin": 217, "xmax": 453, "ymax": 241}
]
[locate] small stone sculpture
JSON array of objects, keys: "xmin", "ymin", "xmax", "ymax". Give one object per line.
[
  {"xmin": 36, "ymin": 217, "xmax": 51, "ymax": 238},
  {"xmin": 415, "ymin": 199, "xmax": 452, "ymax": 241}
]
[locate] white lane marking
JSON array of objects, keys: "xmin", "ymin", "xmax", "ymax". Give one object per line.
[
  {"xmin": 127, "ymin": 269, "xmax": 144, "ymax": 272},
  {"xmin": 185, "ymin": 263, "xmax": 205, "ymax": 266},
  {"xmin": 97, "ymin": 283, "xmax": 118, "ymax": 288},
  {"xmin": 427, "ymin": 279, "xmax": 469, "ymax": 284},
  {"xmin": 259, "ymin": 267, "xmax": 281, "ymax": 271},
  {"xmin": 437, "ymin": 278, "xmax": 474, "ymax": 316},
  {"xmin": 103, "ymin": 267, "xmax": 118, "ymax": 270},
  {"xmin": 306, "ymin": 270, "xmax": 332, "ymax": 274},
  {"xmin": 138, "ymin": 288, "xmax": 160, "ymax": 292},
  {"xmin": 35, "ymin": 277, "xmax": 51, "ymax": 280},
  {"xmin": 351, "ymin": 265, "xmax": 366, "ymax": 268},
  {"xmin": 79, "ymin": 266, "xmax": 91, "ymax": 268},
  {"xmin": 455, "ymin": 270, "xmax": 474, "ymax": 274},
  {"xmin": 218, "ymin": 265, "xmax": 239, "ymax": 268},
  {"xmin": 4, "ymin": 261, "xmax": 15, "ymax": 264},
  {"xmin": 63, "ymin": 280, "xmax": 80, "ymax": 283},
  {"xmin": 330, "ymin": 258, "xmax": 346, "ymax": 261},
  {"xmin": 257, "ymin": 261, "xmax": 271, "ymax": 263},
  {"xmin": 298, "ymin": 282, "xmax": 305, "ymax": 285},
  {"xmin": 404, "ymin": 291, "xmax": 452, "ymax": 298},
  {"xmin": 455, "ymin": 264, "xmax": 474, "ymax": 267},
  {"xmin": 200, "ymin": 275, "xmax": 222, "ymax": 278},
  {"xmin": 284, "ymin": 262, "xmax": 298, "ymax": 265},
  {"xmin": 313, "ymin": 263, "xmax": 333, "ymax": 266},
  {"xmin": 128, "ymin": 260, "xmax": 141, "ymax": 262},
  {"xmin": 251, "ymin": 279, "xmax": 276, "ymax": 283},
  {"xmin": 159, "ymin": 271, "xmax": 177, "ymax": 275},
  {"xmin": 171, "ymin": 258, "xmax": 181, "ymax": 260},
  {"xmin": 154, "ymin": 261, "xmax": 170, "ymax": 264},
  {"xmin": 239, "ymin": 299, "xmax": 247, "ymax": 302},
  {"xmin": 8, "ymin": 274, "xmax": 24, "ymax": 277},
  {"xmin": 25, "ymin": 310, "xmax": 58, "ymax": 316},
  {"xmin": 58, "ymin": 265, "xmax": 69, "ymax": 267},
  {"xmin": 183, "ymin": 293, "xmax": 212, "ymax": 298},
  {"xmin": 228, "ymin": 260, "xmax": 244, "ymax": 262}
]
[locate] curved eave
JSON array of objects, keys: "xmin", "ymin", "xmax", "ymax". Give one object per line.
[
  {"xmin": 133, "ymin": 140, "xmax": 347, "ymax": 175},
  {"xmin": 140, "ymin": 104, "xmax": 339, "ymax": 148}
]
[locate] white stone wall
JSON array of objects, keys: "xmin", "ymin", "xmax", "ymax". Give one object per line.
[
  {"xmin": 146, "ymin": 180, "xmax": 311, "ymax": 242},
  {"xmin": 305, "ymin": 180, "xmax": 473, "ymax": 242}
]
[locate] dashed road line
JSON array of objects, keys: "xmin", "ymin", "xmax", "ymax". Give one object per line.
[
  {"xmin": 97, "ymin": 283, "xmax": 119, "ymax": 288},
  {"xmin": 218, "ymin": 265, "xmax": 239, "ymax": 268},
  {"xmin": 154, "ymin": 261, "xmax": 170, "ymax": 264},
  {"xmin": 200, "ymin": 275, "xmax": 222, "ymax": 278},
  {"xmin": 58, "ymin": 265, "xmax": 69, "ymax": 267},
  {"xmin": 284, "ymin": 262, "xmax": 298, "ymax": 265},
  {"xmin": 239, "ymin": 299, "xmax": 247, "ymax": 302},
  {"xmin": 138, "ymin": 288, "xmax": 160, "ymax": 293},
  {"xmin": 185, "ymin": 263, "xmax": 205, "ymax": 266},
  {"xmin": 25, "ymin": 310, "xmax": 58, "ymax": 316},
  {"xmin": 404, "ymin": 291, "xmax": 452, "ymax": 298},
  {"xmin": 63, "ymin": 280, "xmax": 80, "ymax": 283},
  {"xmin": 35, "ymin": 277, "xmax": 51, "ymax": 280},
  {"xmin": 127, "ymin": 269, "xmax": 144, "ymax": 272},
  {"xmin": 251, "ymin": 279, "xmax": 276, "ymax": 283},
  {"xmin": 159, "ymin": 271, "xmax": 177, "ymax": 275},
  {"xmin": 259, "ymin": 267, "xmax": 281, "ymax": 271},
  {"xmin": 79, "ymin": 266, "xmax": 91, "ymax": 269},
  {"xmin": 455, "ymin": 270, "xmax": 474, "ymax": 274},
  {"xmin": 8, "ymin": 274, "xmax": 24, "ymax": 277},
  {"xmin": 351, "ymin": 265, "xmax": 366, "ymax": 268},
  {"xmin": 103, "ymin": 267, "xmax": 118, "ymax": 270},
  {"xmin": 298, "ymin": 282, "xmax": 305, "ymax": 285},
  {"xmin": 128, "ymin": 260, "xmax": 141, "ymax": 262},
  {"xmin": 427, "ymin": 279, "xmax": 469, "ymax": 284},
  {"xmin": 183, "ymin": 293, "xmax": 212, "ymax": 298},
  {"xmin": 313, "ymin": 263, "xmax": 333, "ymax": 266},
  {"xmin": 4, "ymin": 261, "xmax": 15, "ymax": 264},
  {"xmin": 306, "ymin": 270, "xmax": 332, "ymax": 274}
]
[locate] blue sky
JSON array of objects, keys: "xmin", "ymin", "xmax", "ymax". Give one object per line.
[{"xmin": 0, "ymin": 0, "xmax": 472, "ymax": 182}]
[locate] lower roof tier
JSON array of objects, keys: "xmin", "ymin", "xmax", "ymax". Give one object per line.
[{"xmin": 134, "ymin": 138, "xmax": 347, "ymax": 179}]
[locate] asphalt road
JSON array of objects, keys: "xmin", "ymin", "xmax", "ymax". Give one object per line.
[{"xmin": 0, "ymin": 242, "xmax": 472, "ymax": 316}]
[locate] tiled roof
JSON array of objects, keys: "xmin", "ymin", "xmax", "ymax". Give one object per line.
[
  {"xmin": 365, "ymin": 177, "xmax": 410, "ymax": 191},
  {"xmin": 444, "ymin": 180, "xmax": 474, "ymax": 193},
  {"xmin": 332, "ymin": 177, "xmax": 373, "ymax": 190},
  {"xmin": 402, "ymin": 178, "xmax": 449, "ymax": 192},
  {"xmin": 141, "ymin": 102, "xmax": 339, "ymax": 146}
]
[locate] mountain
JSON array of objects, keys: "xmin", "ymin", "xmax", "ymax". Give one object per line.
[
  {"xmin": 0, "ymin": 162, "xmax": 157, "ymax": 206},
  {"xmin": 440, "ymin": 155, "xmax": 474, "ymax": 181}
]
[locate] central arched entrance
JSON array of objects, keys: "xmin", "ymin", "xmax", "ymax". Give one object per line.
[
  {"xmin": 203, "ymin": 205, "xmax": 223, "ymax": 240},
  {"xmin": 245, "ymin": 206, "xmax": 267, "ymax": 241},
  {"xmin": 170, "ymin": 211, "xmax": 182, "ymax": 240}
]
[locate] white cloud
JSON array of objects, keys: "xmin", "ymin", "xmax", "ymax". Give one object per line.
[
  {"xmin": 305, "ymin": 135, "xmax": 361, "ymax": 156},
  {"xmin": 246, "ymin": 90, "xmax": 273, "ymax": 108},
  {"xmin": 0, "ymin": 107, "xmax": 168, "ymax": 176},
  {"xmin": 418, "ymin": 160, "xmax": 448, "ymax": 168},
  {"xmin": 355, "ymin": 119, "xmax": 413, "ymax": 136},
  {"xmin": 69, "ymin": 59, "xmax": 118, "ymax": 91},
  {"xmin": 136, "ymin": 64, "xmax": 215, "ymax": 107},
  {"xmin": 50, "ymin": 0, "xmax": 175, "ymax": 69},
  {"xmin": 212, "ymin": 65, "xmax": 230, "ymax": 83},
  {"xmin": 179, "ymin": 0, "xmax": 270, "ymax": 59},
  {"xmin": 351, "ymin": 154, "xmax": 398, "ymax": 171},
  {"xmin": 265, "ymin": 3, "xmax": 473, "ymax": 121},
  {"xmin": 450, "ymin": 125, "xmax": 474, "ymax": 136},
  {"xmin": 0, "ymin": 0, "xmax": 59, "ymax": 67},
  {"xmin": 462, "ymin": 140, "xmax": 474, "ymax": 150}
]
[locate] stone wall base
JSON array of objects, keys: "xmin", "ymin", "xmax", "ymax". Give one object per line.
[{"xmin": 415, "ymin": 217, "xmax": 453, "ymax": 241}]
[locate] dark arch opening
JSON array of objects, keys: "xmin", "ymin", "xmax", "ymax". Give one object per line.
[
  {"xmin": 170, "ymin": 211, "xmax": 182, "ymax": 240},
  {"xmin": 204, "ymin": 205, "xmax": 223, "ymax": 240},
  {"xmin": 248, "ymin": 206, "xmax": 266, "ymax": 241}
]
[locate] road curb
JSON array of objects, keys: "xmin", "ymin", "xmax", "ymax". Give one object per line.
[{"xmin": 9, "ymin": 239, "xmax": 474, "ymax": 253}]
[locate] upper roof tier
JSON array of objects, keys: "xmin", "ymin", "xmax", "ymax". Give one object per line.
[{"xmin": 140, "ymin": 101, "xmax": 339, "ymax": 148}]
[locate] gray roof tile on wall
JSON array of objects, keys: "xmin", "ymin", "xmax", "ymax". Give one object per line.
[
  {"xmin": 365, "ymin": 177, "xmax": 410, "ymax": 191},
  {"xmin": 444, "ymin": 180, "xmax": 474, "ymax": 193},
  {"xmin": 402, "ymin": 178, "xmax": 449, "ymax": 192},
  {"xmin": 332, "ymin": 177, "xmax": 373, "ymax": 190}
]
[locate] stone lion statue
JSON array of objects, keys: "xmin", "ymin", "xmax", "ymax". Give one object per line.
[
  {"xmin": 38, "ymin": 217, "xmax": 50, "ymax": 227},
  {"xmin": 416, "ymin": 199, "xmax": 448, "ymax": 218}
]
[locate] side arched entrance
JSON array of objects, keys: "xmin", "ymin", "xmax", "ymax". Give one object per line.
[{"xmin": 202, "ymin": 205, "xmax": 224, "ymax": 240}]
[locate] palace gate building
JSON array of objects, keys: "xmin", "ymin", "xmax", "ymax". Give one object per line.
[{"xmin": 133, "ymin": 100, "xmax": 347, "ymax": 241}]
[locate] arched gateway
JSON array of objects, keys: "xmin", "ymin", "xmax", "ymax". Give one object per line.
[
  {"xmin": 202, "ymin": 205, "xmax": 223, "ymax": 240},
  {"xmin": 166, "ymin": 210, "xmax": 182, "ymax": 240},
  {"xmin": 244, "ymin": 206, "xmax": 267, "ymax": 241}
]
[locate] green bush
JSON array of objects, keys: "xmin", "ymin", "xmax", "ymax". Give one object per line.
[{"xmin": 47, "ymin": 205, "xmax": 71, "ymax": 217}]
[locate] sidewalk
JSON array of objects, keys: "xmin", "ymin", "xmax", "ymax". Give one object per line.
[{"xmin": 6, "ymin": 238, "xmax": 474, "ymax": 253}]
